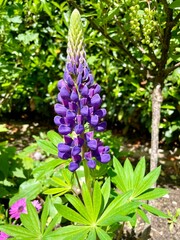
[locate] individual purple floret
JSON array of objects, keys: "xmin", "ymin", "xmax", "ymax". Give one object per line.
[{"xmin": 54, "ymin": 9, "xmax": 110, "ymax": 171}]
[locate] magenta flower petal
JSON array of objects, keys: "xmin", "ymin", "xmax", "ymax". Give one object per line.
[
  {"xmin": 31, "ymin": 200, "xmax": 42, "ymax": 212},
  {"xmin": 9, "ymin": 198, "xmax": 27, "ymax": 220},
  {"xmin": 0, "ymin": 231, "xmax": 10, "ymax": 240}
]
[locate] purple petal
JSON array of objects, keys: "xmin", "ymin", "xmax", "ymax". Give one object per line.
[
  {"xmin": 73, "ymin": 154, "xmax": 82, "ymax": 163},
  {"xmin": 90, "ymin": 115, "xmax": 99, "ymax": 126},
  {"xmin": 74, "ymin": 124, "xmax": 84, "ymax": 134},
  {"xmin": 66, "ymin": 110, "xmax": 76, "ymax": 120},
  {"xmin": 94, "ymin": 84, "xmax": 101, "ymax": 94},
  {"xmin": 91, "ymin": 94, "xmax": 102, "ymax": 108},
  {"xmin": 64, "ymin": 135, "xmax": 73, "ymax": 145},
  {"xmin": 58, "ymin": 143, "xmax": 71, "ymax": 152},
  {"xmin": 54, "ymin": 116, "xmax": 61, "ymax": 126},
  {"xmin": 87, "ymin": 160, "xmax": 96, "ymax": 169},
  {"xmin": 95, "ymin": 121, "xmax": 107, "ymax": 132},
  {"xmin": 84, "ymin": 151, "xmax": 92, "ymax": 160},
  {"xmin": 68, "ymin": 162, "xmax": 79, "ymax": 172},
  {"xmin": 68, "ymin": 102, "xmax": 78, "ymax": 112},
  {"xmin": 85, "ymin": 131, "xmax": 94, "ymax": 141},
  {"xmin": 60, "ymin": 87, "xmax": 70, "ymax": 99},
  {"xmin": 100, "ymin": 154, "xmax": 111, "ymax": 163},
  {"xmin": 95, "ymin": 109, "xmax": 107, "ymax": 118},
  {"xmin": 58, "ymin": 125, "xmax": 72, "ymax": 135},
  {"xmin": 71, "ymin": 146, "xmax": 81, "ymax": 156},
  {"xmin": 58, "ymin": 151, "xmax": 71, "ymax": 159},
  {"xmin": 73, "ymin": 137, "xmax": 84, "ymax": 147},
  {"xmin": 80, "ymin": 106, "xmax": 89, "ymax": 117},
  {"xmin": 54, "ymin": 104, "xmax": 67, "ymax": 116},
  {"xmin": 70, "ymin": 88, "xmax": 79, "ymax": 102},
  {"xmin": 87, "ymin": 139, "xmax": 97, "ymax": 150},
  {"xmin": 80, "ymin": 84, "xmax": 89, "ymax": 97}
]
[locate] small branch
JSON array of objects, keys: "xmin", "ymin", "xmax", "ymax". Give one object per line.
[{"xmin": 163, "ymin": 62, "xmax": 180, "ymax": 77}]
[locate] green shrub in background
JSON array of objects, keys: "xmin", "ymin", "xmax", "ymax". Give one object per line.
[{"xmin": 0, "ymin": 0, "xmax": 179, "ymax": 144}]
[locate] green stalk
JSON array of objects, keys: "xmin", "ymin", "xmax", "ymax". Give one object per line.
[{"xmin": 82, "ymin": 145, "xmax": 92, "ymax": 194}]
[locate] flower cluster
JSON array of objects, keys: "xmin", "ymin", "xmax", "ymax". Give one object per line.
[
  {"xmin": 54, "ymin": 9, "xmax": 110, "ymax": 171},
  {"xmin": 9, "ymin": 198, "xmax": 42, "ymax": 220}
]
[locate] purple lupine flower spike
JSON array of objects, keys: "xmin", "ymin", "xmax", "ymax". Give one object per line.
[{"xmin": 54, "ymin": 9, "xmax": 110, "ymax": 171}]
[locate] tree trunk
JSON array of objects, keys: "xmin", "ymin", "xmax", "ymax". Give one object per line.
[{"xmin": 150, "ymin": 83, "xmax": 163, "ymax": 174}]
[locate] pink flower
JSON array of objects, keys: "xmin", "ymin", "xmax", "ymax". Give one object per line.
[
  {"xmin": 9, "ymin": 198, "xmax": 42, "ymax": 220},
  {"xmin": 9, "ymin": 198, "xmax": 27, "ymax": 220},
  {"xmin": 32, "ymin": 200, "xmax": 42, "ymax": 212},
  {"xmin": 0, "ymin": 231, "xmax": 10, "ymax": 240}
]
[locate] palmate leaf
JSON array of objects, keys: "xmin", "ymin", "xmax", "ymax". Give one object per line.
[
  {"xmin": 43, "ymin": 187, "xmax": 70, "ymax": 196},
  {"xmin": 93, "ymin": 181, "xmax": 102, "ymax": 221},
  {"xmin": 37, "ymin": 139, "xmax": 57, "ymax": 155},
  {"xmin": 123, "ymin": 158, "xmax": 134, "ymax": 190},
  {"xmin": 47, "ymin": 130, "xmax": 62, "ymax": 147},
  {"xmin": 112, "ymin": 156, "xmax": 127, "ymax": 192},
  {"xmin": 101, "ymin": 177, "xmax": 110, "ymax": 210},
  {"xmin": 44, "ymin": 226, "xmax": 90, "ymax": 240},
  {"xmin": 41, "ymin": 196, "xmax": 51, "ymax": 234},
  {"xmin": 20, "ymin": 202, "xmax": 40, "ymax": 234},
  {"xmin": 55, "ymin": 204, "xmax": 89, "ymax": 225},
  {"xmin": 96, "ymin": 227, "xmax": 112, "ymax": 240},
  {"xmin": 65, "ymin": 194, "xmax": 92, "ymax": 222},
  {"xmin": 133, "ymin": 166, "xmax": 161, "ymax": 197},
  {"xmin": 135, "ymin": 188, "xmax": 168, "ymax": 200},
  {"xmin": 0, "ymin": 225, "xmax": 36, "ymax": 239},
  {"xmin": 9, "ymin": 179, "xmax": 42, "ymax": 205},
  {"xmin": 133, "ymin": 157, "xmax": 146, "ymax": 189},
  {"xmin": 82, "ymin": 183, "xmax": 94, "ymax": 222},
  {"xmin": 142, "ymin": 203, "xmax": 169, "ymax": 218},
  {"xmin": 97, "ymin": 191, "xmax": 133, "ymax": 226},
  {"xmin": 33, "ymin": 159, "xmax": 65, "ymax": 179},
  {"xmin": 137, "ymin": 208, "xmax": 150, "ymax": 224}
]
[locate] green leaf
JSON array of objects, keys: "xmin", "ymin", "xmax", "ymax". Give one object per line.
[
  {"xmin": 37, "ymin": 139, "xmax": 58, "ymax": 155},
  {"xmin": 87, "ymin": 229, "xmax": 96, "ymax": 240},
  {"xmin": 142, "ymin": 203, "xmax": 169, "ymax": 218},
  {"xmin": 82, "ymin": 183, "xmax": 94, "ymax": 221},
  {"xmin": 44, "ymin": 226, "xmax": 90, "ymax": 240},
  {"xmin": 134, "ymin": 166, "xmax": 161, "ymax": 197},
  {"xmin": 44, "ymin": 212, "xmax": 62, "ymax": 236},
  {"xmin": 55, "ymin": 204, "xmax": 89, "ymax": 225},
  {"xmin": 10, "ymin": 179, "xmax": 42, "ymax": 205},
  {"xmin": 20, "ymin": 202, "xmax": 40, "ymax": 234},
  {"xmin": 96, "ymin": 227, "xmax": 112, "ymax": 240},
  {"xmin": 47, "ymin": 130, "xmax": 62, "ymax": 147},
  {"xmin": 135, "ymin": 188, "xmax": 168, "ymax": 200},
  {"xmin": 112, "ymin": 156, "xmax": 127, "ymax": 192},
  {"xmin": 43, "ymin": 187, "xmax": 70, "ymax": 196},
  {"xmin": 97, "ymin": 191, "xmax": 132, "ymax": 226},
  {"xmin": 65, "ymin": 194, "xmax": 91, "ymax": 222},
  {"xmin": 169, "ymin": 0, "xmax": 180, "ymax": 9},
  {"xmin": 133, "ymin": 157, "xmax": 146, "ymax": 189},
  {"xmin": 41, "ymin": 196, "xmax": 50, "ymax": 234},
  {"xmin": 101, "ymin": 177, "xmax": 110, "ymax": 209},
  {"xmin": 33, "ymin": 159, "xmax": 64, "ymax": 179},
  {"xmin": 137, "ymin": 208, "xmax": 150, "ymax": 224},
  {"xmin": 124, "ymin": 159, "xmax": 134, "ymax": 190},
  {"xmin": 93, "ymin": 181, "xmax": 102, "ymax": 221},
  {"xmin": 0, "ymin": 225, "xmax": 36, "ymax": 239}
]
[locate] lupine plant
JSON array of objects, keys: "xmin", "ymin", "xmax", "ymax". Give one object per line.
[{"xmin": 0, "ymin": 9, "xmax": 169, "ymax": 240}]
